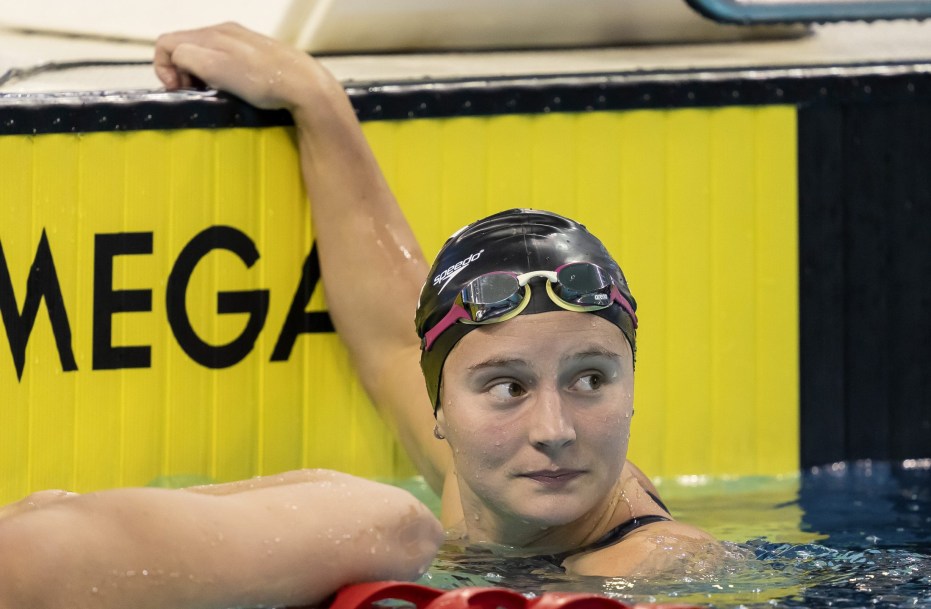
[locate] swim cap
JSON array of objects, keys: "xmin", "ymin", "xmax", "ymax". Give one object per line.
[{"xmin": 415, "ymin": 209, "xmax": 637, "ymax": 411}]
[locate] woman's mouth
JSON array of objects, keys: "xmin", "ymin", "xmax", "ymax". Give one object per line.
[{"xmin": 519, "ymin": 469, "xmax": 585, "ymax": 488}]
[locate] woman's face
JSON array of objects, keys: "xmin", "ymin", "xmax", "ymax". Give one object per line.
[{"xmin": 436, "ymin": 311, "xmax": 634, "ymax": 530}]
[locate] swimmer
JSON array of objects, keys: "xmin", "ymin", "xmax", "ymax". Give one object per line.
[
  {"xmin": 0, "ymin": 469, "xmax": 442, "ymax": 609},
  {"xmin": 154, "ymin": 22, "xmax": 719, "ymax": 576}
]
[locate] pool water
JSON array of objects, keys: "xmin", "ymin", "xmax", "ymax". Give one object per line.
[{"xmin": 403, "ymin": 460, "xmax": 931, "ymax": 609}]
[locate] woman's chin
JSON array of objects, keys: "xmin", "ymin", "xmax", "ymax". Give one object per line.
[{"xmin": 502, "ymin": 500, "xmax": 590, "ymax": 530}]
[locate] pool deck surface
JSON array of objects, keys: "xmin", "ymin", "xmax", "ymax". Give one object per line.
[{"xmin": 3, "ymin": 20, "xmax": 931, "ymax": 96}]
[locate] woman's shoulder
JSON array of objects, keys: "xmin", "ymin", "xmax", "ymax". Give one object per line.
[
  {"xmin": 560, "ymin": 461, "xmax": 719, "ymax": 576},
  {"xmin": 563, "ymin": 518, "xmax": 719, "ymax": 576}
]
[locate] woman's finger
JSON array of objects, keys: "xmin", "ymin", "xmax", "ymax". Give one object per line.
[
  {"xmin": 154, "ymin": 24, "xmax": 241, "ymax": 90},
  {"xmin": 154, "ymin": 22, "xmax": 321, "ymax": 109},
  {"xmin": 166, "ymin": 43, "xmax": 229, "ymax": 90}
]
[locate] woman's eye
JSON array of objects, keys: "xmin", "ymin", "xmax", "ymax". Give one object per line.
[
  {"xmin": 488, "ymin": 381, "xmax": 526, "ymax": 399},
  {"xmin": 573, "ymin": 373, "xmax": 603, "ymax": 392}
]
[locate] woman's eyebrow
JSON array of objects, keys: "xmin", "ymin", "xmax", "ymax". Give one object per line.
[
  {"xmin": 562, "ymin": 348, "xmax": 623, "ymax": 364},
  {"xmin": 466, "ymin": 357, "xmax": 534, "ymax": 373}
]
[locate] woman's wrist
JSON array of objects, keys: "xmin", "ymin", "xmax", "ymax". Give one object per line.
[{"xmin": 287, "ymin": 62, "xmax": 356, "ymax": 132}]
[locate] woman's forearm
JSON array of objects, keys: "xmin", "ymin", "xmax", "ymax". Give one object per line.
[
  {"xmin": 0, "ymin": 472, "xmax": 442, "ymax": 609},
  {"xmin": 290, "ymin": 71, "xmax": 428, "ymax": 377}
]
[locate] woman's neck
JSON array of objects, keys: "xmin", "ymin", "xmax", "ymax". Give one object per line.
[{"xmin": 452, "ymin": 476, "xmax": 633, "ymax": 554}]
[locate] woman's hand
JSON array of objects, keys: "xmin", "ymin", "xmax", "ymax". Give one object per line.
[{"xmin": 154, "ymin": 21, "xmax": 328, "ymax": 112}]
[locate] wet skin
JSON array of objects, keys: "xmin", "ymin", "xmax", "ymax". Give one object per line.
[
  {"xmin": 436, "ymin": 311, "xmax": 637, "ymax": 549},
  {"xmin": 153, "ymin": 22, "xmax": 720, "ymax": 576}
]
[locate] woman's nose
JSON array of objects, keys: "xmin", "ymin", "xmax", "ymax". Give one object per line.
[{"xmin": 527, "ymin": 391, "xmax": 576, "ymax": 453}]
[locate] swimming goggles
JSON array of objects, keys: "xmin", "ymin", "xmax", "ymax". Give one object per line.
[{"xmin": 422, "ymin": 262, "xmax": 637, "ymax": 351}]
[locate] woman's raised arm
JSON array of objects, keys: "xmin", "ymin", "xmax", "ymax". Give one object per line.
[{"xmin": 155, "ymin": 23, "xmax": 450, "ymax": 490}]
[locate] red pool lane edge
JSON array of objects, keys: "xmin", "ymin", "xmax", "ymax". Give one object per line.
[{"xmin": 328, "ymin": 581, "xmax": 702, "ymax": 609}]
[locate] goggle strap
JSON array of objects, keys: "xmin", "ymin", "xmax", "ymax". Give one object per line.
[
  {"xmin": 610, "ymin": 285, "xmax": 638, "ymax": 328},
  {"xmin": 422, "ymin": 305, "xmax": 472, "ymax": 351}
]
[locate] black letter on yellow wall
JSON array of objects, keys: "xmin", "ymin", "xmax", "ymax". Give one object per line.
[
  {"xmin": 0, "ymin": 230, "xmax": 77, "ymax": 380},
  {"xmin": 166, "ymin": 226, "xmax": 269, "ymax": 368},
  {"xmin": 93, "ymin": 233, "xmax": 153, "ymax": 370},
  {"xmin": 270, "ymin": 244, "xmax": 334, "ymax": 361}
]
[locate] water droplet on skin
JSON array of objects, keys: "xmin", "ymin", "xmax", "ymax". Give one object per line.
[{"xmin": 620, "ymin": 489, "xmax": 633, "ymax": 514}]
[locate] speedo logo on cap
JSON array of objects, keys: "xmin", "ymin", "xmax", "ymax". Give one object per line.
[{"xmin": 433, "ymin": 249, "xmax": 484, "ymax": 292}]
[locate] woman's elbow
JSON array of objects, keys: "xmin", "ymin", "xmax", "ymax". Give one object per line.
[{"xmin": 355, "ymin": 485, "xmax": 444, "ymax": 581}]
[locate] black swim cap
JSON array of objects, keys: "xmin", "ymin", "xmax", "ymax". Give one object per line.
[{"xmin": 415, "ymin": 209, "xmax": 637, "ymax": 411}]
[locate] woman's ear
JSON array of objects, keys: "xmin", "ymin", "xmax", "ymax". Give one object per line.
[{"xmin": 434, "ymin": 406, "xmax": 448, "ymax": 440}]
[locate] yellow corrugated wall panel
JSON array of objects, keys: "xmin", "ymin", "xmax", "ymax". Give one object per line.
[
  {"xmin": 617, "ymin": 110, "xmax": 669, "ymax": 475},
  {"xmin": 257, "ymin": 127, "xmax": 308, "ymax": 476},
  {"xmin": 0, "ymin": 106, "xmax": 797, "ymax": 504},
  {"xmin": 0, "ymin": 127, "xmax": 414, "ymax": 505},
  {"xmin": 74, "ymin": 132, "xmax": 128, "ymax": 493},
  {"xmin": 441, "ymin": 118, "xmax": 489, "ymax": 246},
  {"xmin": 163, "ymin": 129, "xmax": 214, "ymax": 482},
  {"xmin": 486, "ymin": 116, "xmax": 534, "ymax": 220},
  {"xmin": 653, "ymin": 110, "xmax": 713, "ymax": 476},
  {"xmin": 754, "ymin": 107, "xmax": 799, "ymax": 475},
  {"xmin": 0, "ymin": 133, "xmax": 32, "ymax": 503},
  {"xmin": 710, "ymin": 108, "xmax": 758, "ymax": 475},
  {"xmin": 210, "ymin": 128, "xmax": 258, "ymax": 483},
  {"xmin": 30, "ymin": 134, "xmax": 81, "ymax": 494},
  {"xmin": 364, "ymin": 107, "xmax": 799, "ymax": 480},
  {"xmin": 118, "ymin": 133, "xmax": 167, "ymax": 488}
]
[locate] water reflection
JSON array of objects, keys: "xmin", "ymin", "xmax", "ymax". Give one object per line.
[
  {"xmin": 799, "ymin": 460, "xmax": 931, "ymax": 554},
  {"xmin": 411, "ymin": 460, "xmax": 931, "ymax": 609}
]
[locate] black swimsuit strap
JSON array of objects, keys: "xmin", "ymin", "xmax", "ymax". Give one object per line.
[
  {"xmin": 534, "ymin": 488, "xmax": 673, "ymax": 567},
  {"xmin": 646, "ymin": 489, "xmax": 671, "ymax": 515},
  {"xmin": 541, "ymin": 513, "xmax": 672, "ymax": 566}
]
